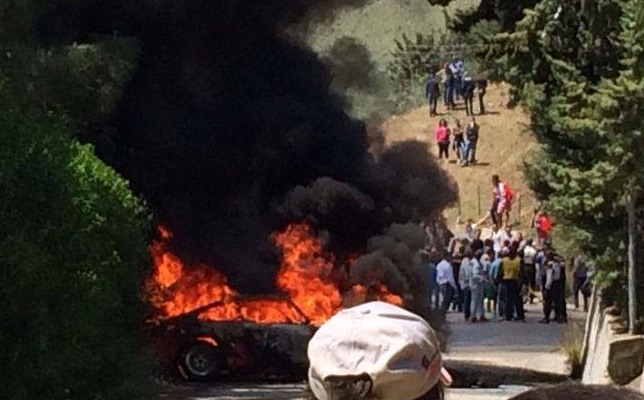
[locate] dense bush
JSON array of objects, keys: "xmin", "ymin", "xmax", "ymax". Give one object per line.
[{"xmin": 0, "ymin": 83, "xmax": 153, "ymax": 400}]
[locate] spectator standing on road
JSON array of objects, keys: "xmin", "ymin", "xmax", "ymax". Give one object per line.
[
  {"xmin": 469, "ymin": 249, "xmax": 487, "ymax": 322},
  {"xmin": 540, "ymin": 251, "xmax": 565, "ymax": 323},
  {"xmin": 450, "ymin": 243, "xmax": 465, "ymax": 312},
  {"xmin": 480, "ymin": 248, "xmax": 495, "ymax": 314},
  {"xmin": 520, "ymin": 238, "xmax": 538, "ymax": 303},
  {"xmin": 435, "ymin": 118, "xmax": 451, "ymax": 161},
  {"xmin": 572, "ymin": 252, "xmax": 589, "ymax": 311},
  {"xmin": 436, "ymin": 253, "xmax": 457, "ymax": 316},
  {"xmin": 458, "ymin": 248, "xmax": 472, "ymax": 321},
  {"xmin": 492, "ymin": 249, "xmax": 507, "ymax": 319},
  {"xmin": 500, "ymin": 245, "xmax": 525, "ymax": 322},
  {"xmin": 422, "ymin": 248, "xmax": 440, "ymax": 311}
]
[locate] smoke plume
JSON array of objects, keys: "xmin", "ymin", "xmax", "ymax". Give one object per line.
[
  {"xmin": 351, "ymin": 223, "xmax": 430, "ymax": 309},
  {"xmin": 43, "ymin": 0, "xmax": 458, "ymax": 296}
]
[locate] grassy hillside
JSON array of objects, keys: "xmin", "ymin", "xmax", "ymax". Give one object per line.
[
  {"xmin": 301, "ymin": 0, "xmax": 539, "ymax": 232},
  {"xmin": 306, "ymin": 0, "xmax": 479, "ymax": 67},
  {"xmin": 379, "ymin": 83, "xmax": 538, "ymax": 232}
]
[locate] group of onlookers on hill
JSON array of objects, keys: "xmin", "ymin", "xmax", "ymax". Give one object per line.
[
  {"xmin": 422, "ymin": 60, "xmax": 593, "ymax": 323},
  {"xmin": 424, "ymin": 58, "xmax": 488, "ymax": 117},
  {"xmin": 434, "ymin": 117, "xmax": 479, "ymax": 166},
  {"xmin": 421, "ymin": 174, "xmax": 593, "ymax": 323},
  {"xmin": 428, "ymin": 59, "xmax": 487, "ymax": 167}
]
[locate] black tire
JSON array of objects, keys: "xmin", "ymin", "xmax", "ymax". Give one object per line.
[{"xmin": 178, "ymin": 339, "xmax": 225, "ymax": 381}]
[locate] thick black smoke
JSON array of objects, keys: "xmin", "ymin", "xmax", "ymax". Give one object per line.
[
  {"xmin": 41, "ymin": 0, "xmax": 458, "ymax": 294},
  {"xmin": 351, "ymin": 223, "xmax": 427, "ymax": 296},
  {"xmin": 321, "ymin": 36, "xmax": 377, "ymax": 91}
]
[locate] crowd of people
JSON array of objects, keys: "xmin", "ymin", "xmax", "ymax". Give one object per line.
[
  {"xmin": 421, "ymin": 59, "xmax": 594, "ymax": 325},
  {"xmin": 421, "ymin": 174, "xmax": 593, "ymax": 324},
  {"xmin": 427, "ymin": 59, "xmax": 488, "ymax": 167},
  {"xmin": 424, "ymin": 58, "xmax": 488, "ymax": 117},
  {"xmin": 434, "ymin": 116, "xmax": 479, "ymax": 166}
]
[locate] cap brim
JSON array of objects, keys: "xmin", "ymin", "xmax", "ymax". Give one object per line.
[{"xmin": 440, "ymin": 367, "xmax": 453, "ymax": 387}]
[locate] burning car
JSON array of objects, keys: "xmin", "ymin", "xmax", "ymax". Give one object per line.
[
  {"xmin": 150, "ymin": 297, "xmax": 315, "ymax": 381},
  {"xmin": 146, "ymin": 223, "xmax": 402, "ymax": 381}
]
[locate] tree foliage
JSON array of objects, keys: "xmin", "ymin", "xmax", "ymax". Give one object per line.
[
  {"xmin": 0, "ymin": 79, "xmax": 153, "ymax": 399},
  {"xmin": 387, "ymin": 30, "xmax": 484, "ymax": 94},
  {"xmin": 426, "ymin": 0, "xmax": 539, "ymax": 32},
  {"xmin": 480, "ymin": 0, "xmax": 644, "ymax": 320},
  {"xmin": 0, "ymin": 2, "xmax": 153, "ymax": 398}
]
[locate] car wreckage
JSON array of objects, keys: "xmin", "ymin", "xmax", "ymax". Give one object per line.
[{"xmin": 150, "ymin": 296, "xmax": 315, "ymax": 382}]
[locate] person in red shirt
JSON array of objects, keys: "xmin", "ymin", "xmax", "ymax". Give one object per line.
[
  {"xmin": 533, "ymin": 211, "xmax": 553, "ymax": 247},
  {"xmin": 434, "ymin": 118, "xmax": 451, "ymax": 161},
  {"xmin": 491, "ymin": 175, "xmax": 513, "ymax": 228}
]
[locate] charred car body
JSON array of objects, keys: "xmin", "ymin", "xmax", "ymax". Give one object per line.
[{"xmin": 150, "ymin": 297, "xmax": 315, "ymax": 381}]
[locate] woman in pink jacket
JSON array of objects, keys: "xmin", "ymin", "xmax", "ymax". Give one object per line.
[{"xmin": 435, "ymin": 118, "xmax": 451, "ymax": 160}]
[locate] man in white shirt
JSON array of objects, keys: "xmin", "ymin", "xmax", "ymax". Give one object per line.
[
  {"xmin": 491, "ymin": 225, "xmax": 509, "ymax": 254},
  {"xmin": 436, "ymin": 254, "xmax": 457, "ymax": 316},
  {"xmin": 520, "ymin": 239, "xmax": 538, "ymax": 303},
  {"xmin": 469, "ymin": 250, "xmax": 487, "ymax": 322}
]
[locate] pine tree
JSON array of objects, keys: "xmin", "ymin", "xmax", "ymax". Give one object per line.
[
  {"xmin": 426, "ymin": 0, "xmax": 540, "ymax": 32},
  {"xmin": 486, "ymin": 0, "xmax": 644, "ymax": 325},
  {"xmin": 588, "ymin": 0, "xmax": 644, "ymax": 332}
]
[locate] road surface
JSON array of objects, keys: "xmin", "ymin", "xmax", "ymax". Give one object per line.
[{"xmin": 160, "ymin": 302, "xmax": 585, "ymax": 400}]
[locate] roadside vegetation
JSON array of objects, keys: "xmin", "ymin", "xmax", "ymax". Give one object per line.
[
  {"xmin": 563, "ymin": 322, "xmax": 584, "ymax": 379},
  {"xmin": 431, "ymin": 0, "xmax": 644, "ymax": 331},
  {"xmin": 0, "ymin": 6, "xmax": 154, "ymax": 400}
]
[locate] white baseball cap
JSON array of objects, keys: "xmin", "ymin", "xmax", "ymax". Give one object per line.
[{"xmin": 307, "ymin": 301, "xmax": 452, "ymax": 400}]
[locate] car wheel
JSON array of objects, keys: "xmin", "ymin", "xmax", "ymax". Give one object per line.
[{"xmin": 179, "ymin": 340, "xmax": 224, "ymax": 381}]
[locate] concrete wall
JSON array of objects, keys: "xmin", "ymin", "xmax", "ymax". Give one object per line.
[
  {"xmin": 581, "ymin": 291, "xmax": 611, "ymax": 384},
  {"xmin": 581, "ymin": 291, "xmax": 644, "ymax": 388}
]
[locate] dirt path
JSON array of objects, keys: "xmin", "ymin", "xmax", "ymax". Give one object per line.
[{"xmin": 379, "ymin": 83, "xmax": 537, "ymax": 229}]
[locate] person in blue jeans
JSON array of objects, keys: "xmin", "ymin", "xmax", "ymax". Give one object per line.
[
  {"xmin": 488, "ymin": 249, "xmax": 506, "ymax": 319},
  {"xmin": 460, "ymin": 117, "xmax": 479, "ymax": 166}
]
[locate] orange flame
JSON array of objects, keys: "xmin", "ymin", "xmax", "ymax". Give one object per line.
[
  {"xmin": 146, "ymin": 222, "xmax": 403, "ymax": 326},
  {"xmin": 274, "ymin": 223, "xmax": 342, "ymax": 326}
]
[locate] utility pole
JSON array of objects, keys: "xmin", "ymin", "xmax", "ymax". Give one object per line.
[{"xmin": 626, "ymin": 188, "xmax": 638, "ymax": 334}]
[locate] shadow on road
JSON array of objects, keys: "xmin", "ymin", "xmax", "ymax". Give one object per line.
[{"xmin": 446, "ymin": 360, "xmax": 570, "ymax": 389}]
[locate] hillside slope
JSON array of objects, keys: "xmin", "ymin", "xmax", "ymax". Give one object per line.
[
  {"xmin": 305, "ymin": 0, "xmax": 479, "ymax": 66},
  {"xmin": 379, "ymin": 82, "xmax": 538, "ymax": 230}
]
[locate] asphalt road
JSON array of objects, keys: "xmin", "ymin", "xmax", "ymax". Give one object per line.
[
  {"xmin": 160, "ymin": 382, "xmax": 534, "ymax": 400},
  {"xmin": 160, "ymin": 302, "xmax": 586, "ymax": 400}
]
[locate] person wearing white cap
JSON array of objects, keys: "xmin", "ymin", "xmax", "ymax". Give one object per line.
[{"xmin": 306, "ymin": 301, "xmax": 452, "ymax": 400}]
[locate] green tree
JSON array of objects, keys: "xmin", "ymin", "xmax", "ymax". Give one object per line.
[
  {"xmin": 481, "ymin": 0, "xmax": 644, "ymax": 326},
  {"xmin": 587, "ymin": 0, "xmax": 644, "ymax": 331},
  {"xmin": 0, "ymin": 2, "xmax": 154, "ymax": 397},
  {"xmin": 0, "ymin": 80, "xmax": 153, "ymax": 400},
  {"xmin": 426, "ymin": 0, "xmax": 539, "ymax": 32}
]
